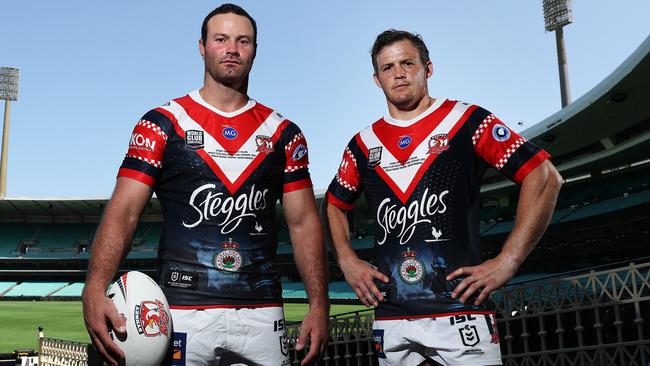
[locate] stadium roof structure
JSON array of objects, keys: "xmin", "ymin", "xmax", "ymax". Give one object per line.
[
  {"xmin": 482, "ymin": 35, "xmax": 650, "ymax": 194},
  {"xmin": 0, "ymin": 36, "xmax": 648, "ymax": 221}
]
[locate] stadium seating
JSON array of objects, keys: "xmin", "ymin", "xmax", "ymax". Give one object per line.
[
  {"xmin": 0, "ymin": 282, "xmax": 17, "ymax": 296},
  {"xmin": 50, "ymin": 282, "xmax": 84, "ymax": 297},
  {"xmin": 281, "ymin": 281, "xmax": 356, "ymax": 300},
  {"xmin": 3, "ymin": 282, "xmax": 70, "ymax": 297},
  {"xmin": 0, "ymin": 223, "xmax": 37, "ymax": 257}
]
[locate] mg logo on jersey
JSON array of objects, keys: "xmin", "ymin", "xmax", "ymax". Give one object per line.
[
  {"xmin": 398, "ymin": 135, "xmax": 412, "ymax": 149},
  {"xmin": 459, "ymin": 324, "xmax": 480, "ymax": 347},
  {"xmin": 376, "ymin": 188, "xmax": 449, "ymax": 245},
  {"xmin": 222, "ymin": 126, "xmax": 238, "ymax": 140},
  {"xmin": 183, "ymin": 183, "xmax": 269, "ymax": 233},
  {"xmin": 130, "ymin": 133, "xmax": 157, "ymax": 152}
]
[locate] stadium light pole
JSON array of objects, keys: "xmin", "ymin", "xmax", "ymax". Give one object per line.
[
  {"xmin": 0, "ymin": 67, "xmax": 20, "ymax": 199},
  {"xmin": 543, "ymin": 0, "xmax": 573, "ymax": 108}
]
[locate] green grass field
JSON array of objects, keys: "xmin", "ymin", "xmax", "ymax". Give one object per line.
[{"xmin": 0, "ymin": 301, "xmax": 367, "ymax": 353}]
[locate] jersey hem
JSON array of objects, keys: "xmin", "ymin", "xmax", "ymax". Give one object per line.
[
  {"xmin": 374, "ymin": 310, "xmax": 496, "ymax": 321},
  {"xmin": 169, "ymin": 302, "xmax": 283, "ymax": 310},
  {"xmin": 117, "ymin": 167, "xmax": 156, "ymax": 187}
]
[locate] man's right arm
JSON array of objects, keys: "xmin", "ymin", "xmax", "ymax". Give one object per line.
[
  {"xmin": 82, "ymin": 177, "xmax": 153, "ymax": 366},
  {"xmin": 325, "ymin": 200, "xmax": 388, "ymax": 307}
]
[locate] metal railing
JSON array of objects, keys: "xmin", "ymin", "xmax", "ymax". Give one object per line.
[
  {"xmin": 37, "ymin": 261, "xmax": 649, "ymax": 365},
  {"xmin": 494, "ymin": 261, "xmax": 650, "ymax": 366},
  {"xmin": 287, "ymin": 309, "xmax": 376, "ymax": 366}
]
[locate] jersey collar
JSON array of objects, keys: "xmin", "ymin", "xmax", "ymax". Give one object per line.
[
  {"xmin": 383, "ymin": 98, "xmax": 446, "ymax": 127},
  {"xmin": 188, "ymin": 89, "xmax": 257, "ymax": 118}
]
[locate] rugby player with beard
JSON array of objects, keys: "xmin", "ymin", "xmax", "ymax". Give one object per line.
[
  {"xmin": 83, "ymin": 4, "xmax": 329, "ymax": 365},
  {"xmin": 325, "ymin": 30, "xmax": 562, "ymax": 365}
]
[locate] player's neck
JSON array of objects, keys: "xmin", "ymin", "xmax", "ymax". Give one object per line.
[
  {"xmin": 200, "ymin": 77, "xmax": 250, "ymax": 113},
  {"xmin": 386, "ymin": 95, "xmax": 435, "ymax": 122}
]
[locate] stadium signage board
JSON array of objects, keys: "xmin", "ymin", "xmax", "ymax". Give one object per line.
[{"xmin": 0, "ymin": 67, "xmax": 19, "ymax": 101}]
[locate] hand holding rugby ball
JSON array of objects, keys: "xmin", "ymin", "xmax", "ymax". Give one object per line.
[{"xmin": 106, "ymin": 271, "xmax": 172, "ymax": 366}]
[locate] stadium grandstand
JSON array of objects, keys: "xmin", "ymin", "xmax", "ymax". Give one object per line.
[{"xmin": 1, "ymin": 36, "xmax": 649, "ymax": 366}]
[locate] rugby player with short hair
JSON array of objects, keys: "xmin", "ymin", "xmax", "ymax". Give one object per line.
[
  {"xmin": 82, "ymin": 4, "xmax": 329, "ymax": 365},
  {"xmin": 325, "ymin": 29, "xmax": 562, "ymax": 365}
]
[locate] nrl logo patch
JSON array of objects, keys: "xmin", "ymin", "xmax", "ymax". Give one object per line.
[
  {"xmin": 279, "ymin": 332, "xmax": 289, "ymax": 356},
  {"xmin": 185, "ymin": 130, "xmax": 204, "ymax": 150},
  {"xmin": 368, "ymin": 147, "xmax": 382, "ymax": 168},
  {"xmin": 399, "ymin": 247, "xmax": 423, "ymax": 283},
  {"xmin": 213, "ymin": 238, "xmax": 242, "ymax": 272},
  {"xmin": 427, "ymin": 133, "xmax": 449, "ymax": 154},
  {"xmin": 255, "ymin": 135, "xmax": 274, "ymax": 154},
  {"xmin": 459, "ymin": 324, "xmax": 480, "ymax": 347}
]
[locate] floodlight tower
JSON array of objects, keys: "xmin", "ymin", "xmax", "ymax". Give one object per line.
[
  {"xmin": 0, "ymin": 67, "xmax": 20, "ymax": 199},
  {"xmin": 543, "ymin": 0, "xmax": 573, "ymax": 108}
]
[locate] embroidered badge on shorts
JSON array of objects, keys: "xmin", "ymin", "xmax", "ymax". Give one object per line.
[
  {"xmin": 213, "ymin": 238, "xmax": 242, "ymax": 271},
  {"xmin": 399, "ymin": 247, "xmax": 423, "ymax": 283}
]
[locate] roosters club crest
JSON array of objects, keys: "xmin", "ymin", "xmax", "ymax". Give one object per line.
[
  {"xmin": 134, "ymin": 300, "xmax": 170, "ymax": 337},
  {"xmin": 255, "ymin": 135, "xmax": 274, "ymax": 154},
  {"xmin": 427, "ymin": 133, "xmax": 449, "ymax": 154}
]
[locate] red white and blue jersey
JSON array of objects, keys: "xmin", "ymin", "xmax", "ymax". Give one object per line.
[
  {"xmin": 326, "ymin": 99, "xmax": 549, "ymax": 320},
  {"xmin": 118, "ymin": 90, "xmax": 312, "ymax": 308}
]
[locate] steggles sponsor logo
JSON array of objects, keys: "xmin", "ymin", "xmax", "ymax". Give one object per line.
[
  {"xmin": 376, "ymin": 188, "xmax": 448, "ymax": 245},
  {"xmin": 183, "ymin": 183, "xmax": 269, "ymax": 233},
  {"xmin": 130, "ymin": 133, "xmax": 156, "ymax": 152}
]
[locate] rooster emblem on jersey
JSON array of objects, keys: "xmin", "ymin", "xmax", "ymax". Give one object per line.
[
  {"xmin": 427, "ymin": 134, "xmax": 449, "ymax": 154},
  {"xmin": 255, "ymin": 135, "xmax": 274, "ymax": 154}
]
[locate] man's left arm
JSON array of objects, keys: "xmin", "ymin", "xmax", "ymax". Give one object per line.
[
  {"xmin": 448, "ymin": 159, "xmax": 563, "ymax": 305},
  {"xmin": 283, "ymin": 187, "xmax": 330, "ymax": 365}
]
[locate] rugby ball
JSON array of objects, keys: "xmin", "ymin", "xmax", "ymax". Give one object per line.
[{"xmin": 106, "ymin": 271, "xmax": 172, "ymax": 366}]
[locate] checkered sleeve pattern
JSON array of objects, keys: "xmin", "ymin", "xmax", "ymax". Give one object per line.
[
  {"xmin": 282, "ymin": 123, "xmax": 312, "ymax": 192},
  {"xmin": 472, "ymin": 111, "xmax": 550, "ymax": 184},
  {"xmin": 118, "ymin": 109, "xmax": 172, "ymax": 187},
  {"xmin": 326, "ymin": 137, "xmax": 363, "ymax": 210}
]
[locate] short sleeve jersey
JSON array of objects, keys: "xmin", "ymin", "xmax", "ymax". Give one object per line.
[
  {"xmin": 118, "ymin": 90, "xmax": 312, "ymax": 307},
  {"xmin": 326, "ymin": 99, "xmax": 550, "ymax": 320}
]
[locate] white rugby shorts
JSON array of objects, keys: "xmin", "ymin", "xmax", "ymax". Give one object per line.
[
  {"xmin": 164, "ymin": 306, "xmax": 290, "ymax": 366},
  {"xmin": 372, "ymin": 312, "xmax": 502, "ymax": 366}
]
